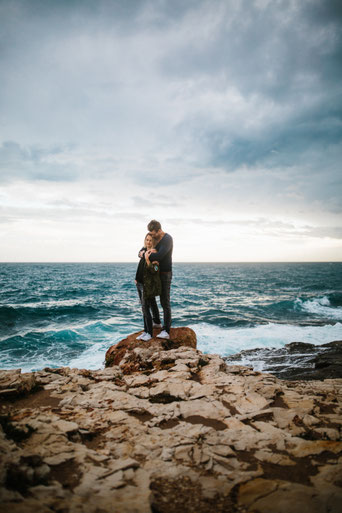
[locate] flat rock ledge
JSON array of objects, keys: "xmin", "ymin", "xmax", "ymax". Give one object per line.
[{"xmin": 0, "ymin": 329, "xmax": 341, "ymax": 513}]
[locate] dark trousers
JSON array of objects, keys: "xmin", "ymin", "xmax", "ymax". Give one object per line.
[
  {"xmin": 136, "ymin": 283, "xmax": 161, "ymax": 336},
  {"xmin": 160, "ymin": 272, "xmax": 172, "ymax": 333}
]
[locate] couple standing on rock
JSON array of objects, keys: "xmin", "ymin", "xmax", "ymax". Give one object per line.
[{"xmin": 135, "ymin": 220, "xmax": 173, "ymax": 342}]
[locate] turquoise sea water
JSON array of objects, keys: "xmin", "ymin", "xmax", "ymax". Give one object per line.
[{"xmin": 1, "ymin": 262, "xmax": 342, "ymax": 372}]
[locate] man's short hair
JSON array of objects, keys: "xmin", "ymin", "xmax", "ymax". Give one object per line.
[{"xmin": 148, "ymin": 219, "xmax": 161, "ymax": 232}]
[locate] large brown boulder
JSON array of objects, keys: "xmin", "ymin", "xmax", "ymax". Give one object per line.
[{"xmin": 105, "ymin": 327, "xmax": 197, "ymax": 369}]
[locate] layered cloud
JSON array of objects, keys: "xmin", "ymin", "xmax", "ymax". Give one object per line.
[{"xmin": 0, "ymin": 0, "xmax": 341, "ymax": 260}]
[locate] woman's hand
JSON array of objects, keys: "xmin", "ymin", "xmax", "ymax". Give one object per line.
[
  {"xmin": 146, "ymin": 249, "xmax": 156, "ymax": 256},
  {"xmin": 134, "ymin": 279, "xmax": 137, "ymax": 284}
]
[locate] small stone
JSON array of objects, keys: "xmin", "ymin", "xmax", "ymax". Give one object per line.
[
  {"xmin": 44, "ymin": 453, "xmax": 75, "ymax": 466},
  {"xmin": 110, "ymin": 458, "xmax": 140, "ymax": 473},
  {"xmin": 52, "ymin": 420, "xmax": 79, "ymax": 433},
  {"xmin": 161, "ymin": 448, "xmax": 174, "ymax": 461}
]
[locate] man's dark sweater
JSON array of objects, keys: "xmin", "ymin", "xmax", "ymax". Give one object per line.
[{"xmin": 150, "ymin": 233, "xmax": 173, "ymax": 272}]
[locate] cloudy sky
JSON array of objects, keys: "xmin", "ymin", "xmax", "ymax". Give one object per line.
[{"xmin": 0, "ymin": 0, "xmax": 341, "ymax": 262}]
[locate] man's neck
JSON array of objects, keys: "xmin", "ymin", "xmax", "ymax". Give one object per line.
[{"xmin": 155, "ymin": 230, "xmax": 165, "ymax": 243}]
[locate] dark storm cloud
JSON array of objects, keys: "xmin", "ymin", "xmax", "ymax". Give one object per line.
[
  {"xmin": 155, "ymin": 0, "xmax": 342, "ymax": 170},
  {"xmin": 160, "ymin": 0, "xmax": 342, "ymax": 95},
  {"xmin": 203, "ymin": 105, "xmax": 342, "ymax": 169},
  {"xmin": 0, "ymin": 0, "xmax": 341, "ymax": 196}
]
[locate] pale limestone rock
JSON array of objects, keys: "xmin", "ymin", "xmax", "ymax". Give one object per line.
[
  {"xmin": 174, "ymin": 444, "xmax": 193, "ymax": 461},
  {"xmin": 85, "ymin": 451, "xmax": 110, "ymax": 463},
  {"xmin": 188, "ymin": 382, "xmax": 216, "ymax": 400},
  {"xmin": 239, "ymin": 478, "xmax": 328, "ymax": 513},
  {"xmin": 165, "ymin": 370, "xmax": 193, "ymax": 381},
  {"xmin": 25, "ymin": 482, "xmax": 68, "ymax": 502},
  {"xmin": 314, "ymin": 427, "xmax": 340, "ymax": 440},
  {"xmin": 302, "ymin": 413, "xmax": 320, "ymax": 426},
  {"xmin": 310, "ymin": 458, "xmax": 342, "ymax": 489},
  {"xmin": 129, "ymin": 386, "xmax": 150, "ymax": 399},
  {"xmin": 160, "ymin": 447, "xmax": 174, "ymax": 461},
  {"xmin": 0, "ymin": 369, "xmax": 36, "ymax": 397},
  {"xmin": 124, "ymin": 374, "xmax": 151, "ymax": 387},
  {"xmin": 211, "ymin": 444, "xmax": 235, "ymax": 457},
  {"xmin": 109, "ymin": 457, "xmax": 139, "ymax": 473},
  {"xmin": 252, "ymin": 421, "xmax": 288, "ymax": 440},
  {"xmin": 100, "ymin": 470, "xmax": 125, "ymax": 489},
  {"xmin": 234, "ymin": 391, "xmax": 269, "ymax": 413},
  {"xmin": 169, "ymin": 363, "xmax": 191, "ymax": 373},
  {"xmin": 254, "ymin": 449, "xmax": 295, "ymax": 465},
  {"xmin": 2, "ymin": 339, "xmax": 342, "ymax": 513},
  {"xmin": 178, "ymin": 398, "xmax": 227, "ymax": 421},
  {"xmin": 282, "ymin": 392, "xmax": 315, "ymax": 411},
  {"xmin": 102, "ymin": 410, "xmax": 132, "ymax": 424},
  {"xmin": 52, "ymin": 419, "xmax": 79, "ymax": 433},
  {"xmin": 199, "ymin": 476, "xmax": 233, "ymax": 499},
  {"xmin": 44, "ymin": 452, "xmax": 75, "ymax": 466},
  {"xmin": 272, "ymin": 407, "xmax": 300, "ymax": 428},
  {"xmin": 288, "ymin": 439, "xmax": 342, "ymax": 457}
]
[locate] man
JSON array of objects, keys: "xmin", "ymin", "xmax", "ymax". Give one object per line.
[{"xmin": 145, "ymin": 219, "xmax": 173, "ymax": 339}]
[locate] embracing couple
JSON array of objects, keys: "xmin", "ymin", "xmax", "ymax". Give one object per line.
[{"xmin": 135, "ymin": 220, "xmax": 173, "ymax": 342}]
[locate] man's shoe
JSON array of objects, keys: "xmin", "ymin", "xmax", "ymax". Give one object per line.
[
  {"xmin": 153, "ymin": 322, "xmax": 162, "ymax": 328},
  {"xmin": 157, "ymin": 330, "xmax": 170, "ymax": 339},
  {"xmin": 137, "ymin": 332, "xmax": 146, "ymax": 340},
  {"xmin": 141, "ymin": 333, "xmax": 152, "ymax": 342}
]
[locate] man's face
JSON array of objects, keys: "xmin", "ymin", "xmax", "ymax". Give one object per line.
[{"xmin": 149, "ymin": 229, "xmax": 160, "ymax": 240}]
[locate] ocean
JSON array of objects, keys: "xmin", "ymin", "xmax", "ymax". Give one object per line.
[{"xmin": 1, "ymin": 262, "xmax": 342, "ymax": 373}]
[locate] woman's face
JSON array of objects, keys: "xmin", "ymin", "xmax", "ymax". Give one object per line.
[{"xmin": 145, "ymin": 235, "xmax": 153, "ymax": 249}]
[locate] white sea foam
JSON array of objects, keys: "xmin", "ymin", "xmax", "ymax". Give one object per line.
[
  {"xmin": 68, "ymin": 330, "xmax": 130, "ymax": 370},
  {"xmin": 16, "ymin": 321, "xmax": 342, "ymax": 373},
  {"xmin": 68, "ymin": 342, "xmax": 111, "ymax": 370},
  {"xmin": 294, "ymin": 296, "xmax": 342, "ymax": 319},
  {"xmin": 69, "ymin": 322, "xmax": 342, "ymax": 371},
  {"xmin": 191, "ymin": 322, "xmax": 342, "ymax": 357},
  {"xmin": 4, "ymin": 299, "xmax": 88, "ymax": 309}
]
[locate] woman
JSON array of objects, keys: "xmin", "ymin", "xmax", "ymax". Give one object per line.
[{"xmin": 135, "ymin": 233, "xmax": 162, "ymax": 341}]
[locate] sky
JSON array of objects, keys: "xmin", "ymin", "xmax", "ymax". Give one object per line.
[{"xmin": 0, "ymin": 0, "xmax": 341, "ymax": 262}]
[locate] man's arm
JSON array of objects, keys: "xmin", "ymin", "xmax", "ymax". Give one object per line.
[{"xmin": 146, "ymin": 236, "xmax": 172, "ymax": 262}]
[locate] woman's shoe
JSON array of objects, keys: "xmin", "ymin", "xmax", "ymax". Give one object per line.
[
  {"xmin": 137, "ymin": 332, "xmax": 146, "ymax": 340},
  {"xmin": 141, "ymin": 333, "xmax": 152, "ymax": 341}
]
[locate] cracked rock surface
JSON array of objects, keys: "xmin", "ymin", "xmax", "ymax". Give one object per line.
[{"xmin": 1, "ymin": 328, "xmax": 342, "ymax": 512}]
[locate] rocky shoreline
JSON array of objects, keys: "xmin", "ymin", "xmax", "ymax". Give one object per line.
[
  {"xmin": 225, "ymin": 340, "xmax": 342, "ymax": 380},
  {"xmin": 1, "ymin": 327, "xmax": 342, "ymax": 512}
]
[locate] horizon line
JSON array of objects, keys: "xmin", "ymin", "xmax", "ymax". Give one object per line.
[{"xmin": 1, "ymin": 261, "xmax": 341, "ymax": 264}]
